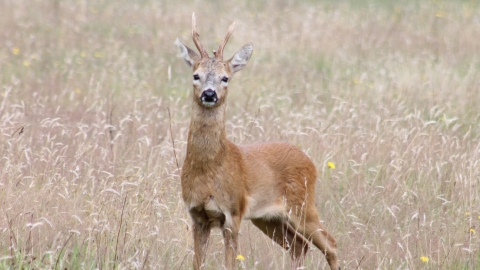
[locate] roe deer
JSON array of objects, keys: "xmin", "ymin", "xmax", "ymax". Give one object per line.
[{"xmin": 175, "ymin": 13, "xmax": 339, "ymax": 270}]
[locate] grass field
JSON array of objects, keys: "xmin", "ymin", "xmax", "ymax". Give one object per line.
[{"xmin": 1, "ymin": 0, "xmax": 479, "ymax": 269}]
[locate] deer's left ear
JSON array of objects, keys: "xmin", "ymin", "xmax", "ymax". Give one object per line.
[
  {"xmin": 227, "ymin": 42, "xmax": 253, "ymax": 74},
  {"xmin": 175, "ymin": 38, "xmax": 201, "ymax": 69}
]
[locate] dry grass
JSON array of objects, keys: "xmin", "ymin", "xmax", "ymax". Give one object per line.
[{"xmin": 1, "ymin": 0, "xmax": 479, "ymax": 269}]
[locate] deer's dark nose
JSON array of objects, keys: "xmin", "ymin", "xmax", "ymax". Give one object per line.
[{"xmin": 200, "ymin": 89, "xmax": 218, "ymax": 104}]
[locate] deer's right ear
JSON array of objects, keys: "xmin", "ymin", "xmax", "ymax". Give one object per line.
[{"xmin": 175, "ymin": 38, "xmax": 200, "ymax": 69}]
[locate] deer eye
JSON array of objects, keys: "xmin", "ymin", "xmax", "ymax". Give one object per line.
[
  {"xmin": 193, "ymin": 74, "xmax": 200, "ymax": 80},
  {"xmin": 221, "ymin": 77, "xmax": 229, "ymax": 83}
]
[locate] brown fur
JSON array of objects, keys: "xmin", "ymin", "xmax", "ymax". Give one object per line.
[{"xmin": 177, "ymin": 13, "xmax": 339, "ymax": 270}]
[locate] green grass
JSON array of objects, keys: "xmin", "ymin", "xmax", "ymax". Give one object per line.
[{"xmin": 1, "ymin": 0, "xmax": 480, "ymax": 269}]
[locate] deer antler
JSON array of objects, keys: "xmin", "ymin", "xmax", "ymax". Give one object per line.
[
  {"xmin": 192, "ymin": 13, "xmax": 209, "ymax": 59},
  {"xmin": 215, "ymin": 21, "xmax": 235, "ymax": 61}
]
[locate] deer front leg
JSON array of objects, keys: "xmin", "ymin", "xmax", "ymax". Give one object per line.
[
  {"xmin": 222, "ymin": 216, "xmax": 241, "ymax": 269},
  {"xmin": 193, "ymin": 222, "xmax": 211, "ymax": 270}
]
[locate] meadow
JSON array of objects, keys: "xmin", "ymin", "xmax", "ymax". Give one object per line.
[{"xmin": 1, "ymin": 0, "xmax": 479, "ymax": 269}]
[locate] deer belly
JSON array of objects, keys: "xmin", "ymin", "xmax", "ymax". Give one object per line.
[{"xmin": 244, "ymin": 196, "xmax": 285, "ymax": 220}]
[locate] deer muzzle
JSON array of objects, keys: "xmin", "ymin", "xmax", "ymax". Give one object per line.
[{"xmin": 200, "ymin": 89, "xmax": 218, "ymax": 106}]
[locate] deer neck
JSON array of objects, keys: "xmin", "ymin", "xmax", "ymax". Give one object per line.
[{"xmin": 186, "ymin": 101, "xmax": 228, "ymax": 162}]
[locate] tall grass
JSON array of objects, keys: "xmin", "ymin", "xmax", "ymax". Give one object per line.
[{"xmin": 1, "ymin": 0, "xmax": 479, "ymax": 269}]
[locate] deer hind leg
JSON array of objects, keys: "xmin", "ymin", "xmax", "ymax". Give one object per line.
[
  {"xmin": 293, "ymin": 216, "xmax": 339, "ymax": 270},
  {"xmin": 251, "ymin": 218, "xmax": 309, "ymax": 269}
]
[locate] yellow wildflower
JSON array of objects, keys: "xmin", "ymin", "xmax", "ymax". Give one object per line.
[
  {"xmin": 466, "ymin": 212, "xmax": 471, "ymax": 216},
  {"xmin": 23, "ymin": 60, "xmax": 31, "ymax": 67},
  {"xmin": 236, "ymin": 254, "xmax": 245, "ymax": 261},
  {"xmin": 420, "ymin": 256, "xmax": 429, "ymax": 262},
  {"xmin": 327, "ymin": 162, "xmax": 336, "ymax": 169},
  {"xmin": 470, "ymin": 228, "xmax": 476, "ymax": 234},
  {"xmin": 12, "ymin": 47, "xmax": 20, "ymax": 55}
]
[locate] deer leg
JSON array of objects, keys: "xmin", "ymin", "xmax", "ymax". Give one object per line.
[
  {"xmin": 294, "ymin": 218, "xmax": 339, "ymax": 270},
  {"xmin": 192, "ymin": 222, "xmax": 211, "ymax": 270},
  {"xmin": 222, "ymin": 216, "xmax": 241, "ymax": 269},
  {"xmin": 251, "ymin": 218, "xmax": 309, "ymax": 268}
]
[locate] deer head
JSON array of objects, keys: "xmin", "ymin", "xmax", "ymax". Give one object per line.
[{"xmin": 175, "ymin": 13, "xmax": 253, "ymax": 108}]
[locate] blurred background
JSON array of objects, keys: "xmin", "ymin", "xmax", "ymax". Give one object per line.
[{"xmin": 1, "ymin": 0, "xmax": 479, "ymax": 269}]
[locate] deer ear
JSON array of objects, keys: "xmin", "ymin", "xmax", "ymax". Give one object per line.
[
  {"xmin": 227, "ymin": 42, "xmax": 253, "ymax": 74},
  {"xmin": 175, "ymin": 38, "xmax": 200, "ymax": 69}
]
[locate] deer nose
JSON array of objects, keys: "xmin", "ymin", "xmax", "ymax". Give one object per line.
[{"xmin": 200, "ymin": 89, "xmax": 218, "ymax": 104}]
